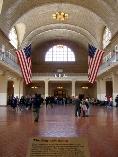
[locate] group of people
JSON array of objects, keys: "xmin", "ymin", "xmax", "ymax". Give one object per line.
[
  {"xmin": 7, "ymin": 94, "xmax": 118, "ymax": 122},
  {"xmin": 74, "ymin": 96, "xmax": 90, "ymax": 117},
  {"xmin": 7, "ymin": 94, "xmax": 44, "ymax": 122},
  {"xmin": 8, "ymin": 95, "xmax": 34, "ymax": 111},
  {"xmin": 104, "ymin": 96, "xmax": 113, "ymax": 107},
  {"xmin": 45, "ymin": 96, "xmax": 72, "ymax": 107}
]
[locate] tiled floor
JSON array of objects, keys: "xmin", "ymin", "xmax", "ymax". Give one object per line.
[{"xmin": 0, "ymin": 105, "xmax": 118, "ymax": 157}]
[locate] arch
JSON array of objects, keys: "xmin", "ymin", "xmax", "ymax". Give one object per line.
[
  {"xmin": 9, "ymin": 27, "xmax": 18, "ymax": 49},
  {"xmin": 0, "ymin": 0, "xmax": 3, "ymax": 14},
  {"xmin": 15, "ymin": 23, "xmax": 26, "ymax": 46},
  {"xmin": 21, "ymin": 24, "xmax": 98, "ymax": 49},
  {"xmin": 45, "ymin": 45, "xmax": 75, "ymax": 62},
  {"xmin": 103, "ymin": 26, "xmax": 111, "ymax": 49}
]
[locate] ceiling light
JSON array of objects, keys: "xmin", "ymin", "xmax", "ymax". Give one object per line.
[
  {"xmin": 57, "ymin": 86, "xmax": 63, "ymax": 89},
  {"xmin": 54, "ymin": 73, "xmax": 67, "ymax": 78},
  {"xmin": 31, "ymin": 86, "xmax": 38, "ymax": 89},
  {"xmin": 52, "ymin": 11, "xmax": 68, "ymax": 21},
  {"xmin": 82, "ymin": 87, "xmax": 88, "ymax": 89}
]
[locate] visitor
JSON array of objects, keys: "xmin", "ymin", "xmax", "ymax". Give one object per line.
[
  {"xmin": 115, "ymin": 95, "xmax": 118, "ymax": 107},
  {"xmin": 74, "ymin": 96, "xmax": 81, "ymax": 117},
  {"xmin": 108, "ymin": 96, "xmax": 113, "ymax": 108},
  {"xmin": 32, "ymin": 94, "xmax": 42, "ymax": 122},
  {"xmin": 63, "ymin": 97, "xmax": 66, "ymax": 106},
  {"xmin": 85, "ymin": 98, "xmax": 90, "ymax": 116},
  {"xmin": 81, "ymin": 100, "xmax": 88, "ymax": 117},
  {"xmin": 104, "ymin": 96, "xmax": 108, "ymax": 107}
]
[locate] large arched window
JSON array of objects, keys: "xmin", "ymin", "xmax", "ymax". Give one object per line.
[
  {"xmin": 103, "ymin": 27, "xmax": 111, "ymax": 49},
  {"xmin": 9, "ymin": 27, "xmax": 18, "ymax": 49},
  {"xmin": 45, "ymin": 45, "xmax": 75, "ymax": 62}
]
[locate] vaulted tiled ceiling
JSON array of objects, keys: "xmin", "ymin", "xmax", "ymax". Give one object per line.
[{"xmin": 0, "ymin": 0, "xmax": 118, "ymax": 49}]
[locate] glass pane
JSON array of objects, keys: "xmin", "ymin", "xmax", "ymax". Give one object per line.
[{"xmin": 45, "ymin": 44, "xmax": 75, "ymax": 62}]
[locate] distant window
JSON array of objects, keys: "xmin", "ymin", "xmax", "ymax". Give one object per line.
[
  {"xmin": 45, "ymin": 45, "xmax": 75, "ymax": 62},
  {"xmin": 103, "ymin": 52, "xmax": 112, "ymax": 63},
  {"xmin": 9, "ymin": 27, "xmax": 18, "ymax": 49},
  {"xmin": 103, "ymin": 27, "xmax": 111, "ymax": 49}
]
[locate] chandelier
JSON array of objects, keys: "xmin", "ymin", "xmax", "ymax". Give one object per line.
[
  {"xmin": 52, "ymin": 11, "xmax": 69, "ymax": 21},
  {"xmin": 54, "ymin": 73, "xmax": 67, "ymax": 78}
]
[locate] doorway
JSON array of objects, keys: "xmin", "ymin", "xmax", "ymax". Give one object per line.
[
  {"xmin": 7, "ymin": 81, "xmax": 14, "ymax": 97},
  {"xmin": 54, "ymin": 89, "xmax": 66, "ymax": 97},
  {"xmin": 106, "ymin": 81, "xmax": 113, "ymax": 97}
]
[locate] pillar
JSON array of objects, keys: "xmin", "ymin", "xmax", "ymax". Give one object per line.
[
  {"xmin": 97, "ymin": 79, "xmax": 101, "ymax": 100},
  {"xmin": 0, "ymin": 74, "xmax": 7, "ymax": 105},
  {"xmin": 99, "ymin": 78, "xmax": 106, "ymax": 101},
  {"xmin": 0, "ymin": 0, "xmax": 3, "ymax": 14},
  {"xmin": 19, "ymin": 80, "xmax": 23, "ymax": 97},
  {"xmin": 72, "ymin": 80, "xmax": 76, "ymax": 97},
  {"xmin": 14, "ymin": 78, "xmax": 23, "ymax": 98},
  {"xmin": 112, "ymin": 73, "xmax": 118, "ymax": 106},
  {"xmin": 45, "ymin": 80, "xmax": 48, "ymax": 98},
  {"xmin": 14, "ymin": 78, "xmax": 20, "ymax": 97}
]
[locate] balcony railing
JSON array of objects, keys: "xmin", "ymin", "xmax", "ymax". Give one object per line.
[
  {"xmin": 0, "ymin": 51, "xmax": 20, "ymax": 71},
  {"xmin": 98, "ymin": 52, "xmax": 118, "ymax": 74},
  {"xmin": 32, "ymin": 73, "xmax": 88, "ymax": 77}
]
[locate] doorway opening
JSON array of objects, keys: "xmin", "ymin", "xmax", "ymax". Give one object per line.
[
  {"xmin": 54, "ymin": 88, "xmax": 66, "ymax": 97},
  {"xmin": 106, "ymin": 81, "xmax": 113, "ymax": 97},
  {"xmin": 7, "ymin": 81, "xmax": 14, "ymax": 97}
]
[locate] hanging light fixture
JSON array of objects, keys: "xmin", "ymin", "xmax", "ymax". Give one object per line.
[
  {"xmin": 52, "ymin": 11, "xmax": 68, "ymax": 21},
  {"xmin": 54, "ymin": 73, "xmax": 67, "ymax": 78}
]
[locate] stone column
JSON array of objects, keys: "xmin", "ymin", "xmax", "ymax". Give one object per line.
[
  {"xmin": 45, "ymin": 80, "xmax": 48, "ymax": 98},
  {"xmin": 72, "ymin": 80, "xmax": 76, "ymax": 97},
  {"xmin": 14, "ymin": 78, "xmax": 20, "ymax": 97},
  {"xmin": 14, "ymin": 78, "xmax": 23, "ymax": 98},
  {"xmin": 112, "ymin": 73, "xmax": 118, "ymax": 106},
  {"xmin": 97, "ymin": 79, "xmax": 101, "ymax": 100},
  {"xmin": 0, "ymin": 74, "xmax": 8, "ymax": 106},
  {"xmin": 19, "ymin": 79, "xmax": 23, "ymax": 97},
  {"xmin": 99, "ymin": 78, "xmax": 106, "ymax": 101},
  {"xmin": 0, "ymin": 0, "xmax": 3, "ymax": 14}
]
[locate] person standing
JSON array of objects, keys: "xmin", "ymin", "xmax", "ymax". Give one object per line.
[
  {"xmin": 45, "ymin": 96, "xmax": 49, "ymax": 108},
  {"xmin": 104, "ymin": 96, "xmax": 108, "ymax": 107},
  {"xmin": 115, "ymin": 95, "xmax": 118, "ymax": 107},
  {"xmin": 33, "ymin": 94, "xmax": 42, "ymax": 122},
  {"xmin": 81, "ymin": 100, "xmax": 88, "ymax": 117},
  {"xmin": 85, "ymin": 98, "xmax": 90, "ymax": 116},
  {"xmin": 74, "ymin": 96, "xmax": 81, "ymax": 117}
]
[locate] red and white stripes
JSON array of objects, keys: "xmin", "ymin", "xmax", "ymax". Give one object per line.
[
  {"xmin": 16, "ymin": 50, "xmax": 32, "ymax": 84},
  {"xmin": 88, "ymin": 49, "xmax": 104, "ymax": 84}
]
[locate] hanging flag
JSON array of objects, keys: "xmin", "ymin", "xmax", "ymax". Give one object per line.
[
  {"xmin": 16, "ymin": 44, "xmax": 32, "ymax": 84},
  {"xmin": 88, "ymin": 44, "xmax": 104, "ymax": 83}
]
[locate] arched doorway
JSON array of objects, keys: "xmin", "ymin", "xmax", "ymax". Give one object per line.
[
  {"xmin": 54, "ymin": 88, "xmax": 66, "ymax": 98},
  {"xmin": 7, "ymin": 81, "xmax": 14, "ymax": 97}
]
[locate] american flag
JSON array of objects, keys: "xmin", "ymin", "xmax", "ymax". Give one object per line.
[
  {"xmin": 16, "ymin": 44, "xmax": 32, "ymax": 84},
  {"xmin": 88, "ymin": 44, "xmax": 104, "ymax": 83}
]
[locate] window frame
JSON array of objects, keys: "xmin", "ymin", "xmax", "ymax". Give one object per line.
[
  {"xmin": 103, "ymin": 27, "xmax": 111, "ymax": 49},
  {"xmin": 45, "ymin": 45, "xmax": 75, "ymax": 62},
  {"xmin": 9, "ymin": 27, "xmax": 18, "ymax": 49}
]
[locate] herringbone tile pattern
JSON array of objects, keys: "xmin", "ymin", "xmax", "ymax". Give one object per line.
[{"xmin": 0, "ymin": 105, "xmax": 118, "ymax": 157}]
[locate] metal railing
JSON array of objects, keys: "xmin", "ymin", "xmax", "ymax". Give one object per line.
[
  {"xmin": 99, "ymin": 52, "xmax": 118, "ymax": 72},
  {"xmin": 32, "ymin": 73, "xmax": 88, "ymax": 77},
  {"xmin": 0, "ymin": 51, "xmax": 20, "ymax": 71}
]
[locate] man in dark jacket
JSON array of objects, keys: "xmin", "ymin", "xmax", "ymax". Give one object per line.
[
  {"xmin": 33, "ymin": 94, "xmax": 42, "ymax": 122},
  {"xmin": 74, "ymin": 96, "xmax": 81, "ymax": 117},
  {"xmin": 115, "ymin": 95, "xmax": 118, "ymax": 107}
]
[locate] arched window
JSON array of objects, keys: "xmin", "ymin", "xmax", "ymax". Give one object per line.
[
  {"xmin": 9, "ymin": 27, "xmax": 18, "ymax": 49},
  {"xmin": 45, "ymin": 45, "xmax": 75, "ymax": 62},
  {"xmin": 103, "ymin": 27, "xmax": 111, "ymax": 49}
]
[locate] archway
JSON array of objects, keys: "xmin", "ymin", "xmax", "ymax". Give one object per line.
[
  {"xmin": 7, "ymin": 81, "xmax": 14, "ymax": 97},
  {"xmin": 54, "ymin": 88, "xmax": 66, "ymax": 98}
]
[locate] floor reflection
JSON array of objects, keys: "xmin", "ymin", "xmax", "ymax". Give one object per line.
[{"xmin": 0, "ymin": 105, "xmax": 118, "ymax": 157}]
